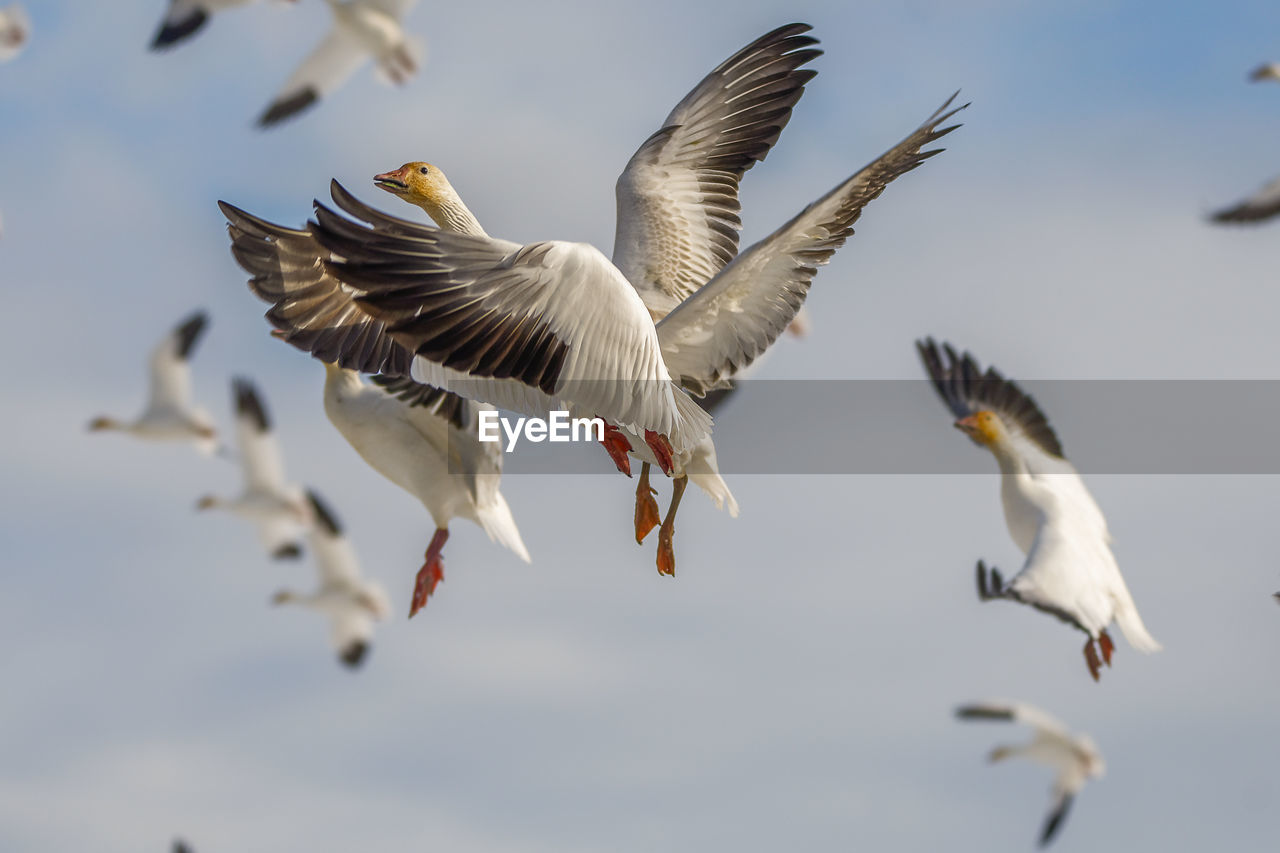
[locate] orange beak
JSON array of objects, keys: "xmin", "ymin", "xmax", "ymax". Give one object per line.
[
  {"xmin": 373, "ymin": 168, "xmax": 409, "ymax": 193},
  {"xmin": 953, "ymin": 414, "xmax": 981, "ymax": 438}
]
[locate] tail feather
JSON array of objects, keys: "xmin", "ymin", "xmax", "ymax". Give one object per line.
[
  {"xmin": 1114, "ymin": 599, "xmax": 1161, "ymax": 653},
  {"xmin": 476, "ymin": 492, "xmax": 531, "ymax": 563},
  {"xmin": 666, "ymin": 388, "xmax": 714, "ymax": 455},
  {"xmin": 684, "ymin": 437, "xmax": 739, "ymax": 517}
]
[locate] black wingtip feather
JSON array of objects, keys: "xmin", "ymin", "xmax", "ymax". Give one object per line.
[
  {"xmin": 258, "ymin": 88, "xmax": 319, "ymax": 128},
  {"xmin": 232, "ymin": 377, "xmax": 271, "ymax": 433},
  {"xmin": 151, "ymin": 9, "xmax": 209, "ymax": 50},
  {"xmin": 340, "ymin": 640, "xmax": 369, "ymax": 668},
  {"xmin": 306, "ymin": 489, "xmax": 342, "ymax": 537},
  {"xmin": 173, "ymin": 311, "xmax": 209, "ymax": 360}
]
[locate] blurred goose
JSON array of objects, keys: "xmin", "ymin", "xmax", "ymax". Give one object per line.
[
  {"xmin": 196, "ymin": 378, "xmax": 310, "ymax": 559},
  {"xmin": 0, "ymin": 3, "xmax": 30, "ymax": 62},
  {"xmin": 323, "ymin": 364, "xmax": 529, "ymax": 617},
  {"xmin": 272, "ymin": 490, "xmax": 389, "ymax": 667},
  {"xmin": 1210, "ymin": 64, "xmax": 1280, "ymax": 223},
  {"xmin": 150, "ymin": 0, "xmax": 293, "ymax": 51},
  {"xmin": 257, "ymin": 0, "xmax": 422, "ymax": 127},
  {"xmin": 918, "ymin": 339, "xmax": 1160, "ymax": 680},
  {"xmin": 1250, "ymin": 62, "xmax": 1280, "ymax": 82},
  {"xmin": 955, "ymin": 701, "xmax": 1104, "ymax": 847},
  {"xmin": 88, "ymin": 311, "xmax": 218, "ymax": 453},
  {"xmin": 1210, "ymin": 175, "xmax": 1280, "ymax": 224}
]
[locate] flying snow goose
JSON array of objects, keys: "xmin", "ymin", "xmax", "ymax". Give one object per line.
[
  {"xmin": 150, "ymin": 0, "xmax": 292, "ymax": 51},
  {"xmin": 0, "ymin": 3, "xmax": 30, "ymax": 62},
  {"xmin": 918, "ymin": 339, "xmax": 1161, "ymax": 681},
  {"xmin": 272, "ymin": 490, "xmax": 389, "ymax": 667},
  {"xmin": 323, "ymin": 364, "xmax": 530, "ymax": 616},
  {"xmin": 1210, "ymin": 175, "xmax": 1280, "ymax": 224},
  {"xmin": 196, "ymin": 378, "xmax": 311, "ymax": 559},
  {"xmin": 1250, "ymin": 62, "xmax": 1280, "ymax": 82},
  {"xmin": 88, "ymin": 311, "xmax": 218, "ymax": 453},
  {"xmin": 955, "ymin": 701, "xmax": 1103, "ymax": 847},
  {"xmin": 256, "ymin": 0, "xmax": 422, "ymax": 127},
  {"xmin": 219, "ymin": 26, "xmax": 961, "ymax": 570},
  {"xmin": 1210, "ymin": 64, "xmax": 1280, "ymax": 223}
]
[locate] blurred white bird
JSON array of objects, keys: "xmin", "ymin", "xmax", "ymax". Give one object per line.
[
  {"xmin": 196, "ymin": 378, "xmax": 311, "ymax": 559},
  {"xmin": 955, "ymin": 701, "xmax": 1104, "ymax": 848},
  {"xmin": 257, "ymin": 0, "xmax": 422, "ymax": 127},
  {"xmin": 323, "ymin": 365, "xmax": 530, "ymax": 617},
  {"xmin": 272, "ymin": 490, "xmax": 389, "ymax": 667},
  {"xmin": 88, "ymin": 311, "xmax": 218, "ymax": 453},
  {"xmin": 0, "ymin": 3, "xmax": 30, "ymax": 62},
  {"xmin": 1250, "ymin": 62, "xmax": 1280, "ymax": 82},
  {"xmin": 918, "ymin": 339, "xmax": 1161, "ymax": 681},
  {"xmin": 150, "ymin": 0, "xmax": 294, "ymax": 51}
]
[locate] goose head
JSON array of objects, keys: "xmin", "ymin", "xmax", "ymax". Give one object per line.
[
  {"xmin": 373, "ymin": 161, "xmax": 486, "ymax": 235},
  {"xmin": 954, "ymin": 410, "xmax": 1006, "ymax": 449}
]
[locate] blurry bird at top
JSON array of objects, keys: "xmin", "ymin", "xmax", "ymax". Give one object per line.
[{"xmin": 257, "ymin": 0, "xmax": 422, "ymax": 128}]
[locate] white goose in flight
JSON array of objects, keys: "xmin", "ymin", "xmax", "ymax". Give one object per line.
[
  {"xmin": 955, "ymin": 701, "xmax": 1104, "ymax": 848},
  {"xmin": 196, "ymin": 378, "xmax": 311, "ymax": 559},
  {"xmin": 149, "ymin": 0, "xmax": 293, "ymax": 51},
  {"xmin": 257, "ymin": 0, "xmax": 421, "ymax": 127},
  {"xmin": 0, "ymin": 3, "xmax": 30, "ymax": 62},
  {"xmin": 88, "ymin": 311, "xmax": 218, "ymax": 453},
  {"xmin": 322, "ymin": 364, "xmax": 530, "ymax": 617},
  {"xmin": 918, "ymin": 339, "xmax": 1161, "ymax": 680},
  {"xmin": 221, "ymin": 24, "xmax": 961, "ymax": 573},
  {"xmin": 272, "ymin": 490, "xmax": 389, "ymax": 667}
]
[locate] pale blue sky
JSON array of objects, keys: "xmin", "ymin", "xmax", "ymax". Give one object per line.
[{"xmin": 2, "ymin": 1, "xmax": 1280, "ymax": 851}]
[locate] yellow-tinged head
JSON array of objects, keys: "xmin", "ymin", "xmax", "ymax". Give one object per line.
[
  {"xmin": 374, "ymin": 161, "xmax": 450, "ymax": 210},
  {"xmin": 87, "ymin": 416, "xmax": 117, "ymax": 432},
  {"xmin": 954, "ymin": 410, "xmax": 1003, "ymax": 447}
]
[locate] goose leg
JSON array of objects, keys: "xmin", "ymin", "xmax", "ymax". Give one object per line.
[
  {"xmin": 655, "ymin": 475, "xmax": 688, "ymax": 577},
  {"xmin": 1098, "ymin": 629, "xmax": 1114, "ymax": 667},
  {"xmin": 1083, "ymin": 637, "xmax": 1102, "ymax": 682},
  {"xmin": 599, "ymin": 422, "xmax": 632, "ymax": 477},
  {"xmin": 410, "ymin": 527, "xmax": 449, "ymax": 618},
  {"xmin": 634, "ymin": 462, "xmax": 661, "ymax": 544},
  {"xmin": 643, "ymin": 430, "xmax": 674, "ymax": 476}
]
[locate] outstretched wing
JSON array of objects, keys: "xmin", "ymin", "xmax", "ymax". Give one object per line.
[
  {"xmin": 1210, "ymin": 176, "xmax": 1280, "ymax": 225},
  {"xmin": 657, "ymin": 95, "xmax": 964, "ymax": 394},
  {"xmin": 916, "ymin": 337, "xmax": 1065, "ymax": 459},
  {"xmin": 613, "ymin": 23, "xmax": 821, "ymax": 313},
  {"xmin": 222, "ymin": 196, "xmax": 415, "ymax": 376},
  {"xmin": 147, "ymin": 310, "xmax": 208, "ymax": 410}
]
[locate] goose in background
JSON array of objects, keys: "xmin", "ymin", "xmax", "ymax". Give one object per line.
[
  {"xmin": 272, "ymin": 490, "xmax": 389, "ymax": 667},
  {"xmin": 88, "ymin": 311, "xmax": 218, "ymax": 453},
  {"xmin": 1210, "ymin": 63, "xmax": 1280, "ymax": 223},
  {"xmin": 918, "ymin": 339, "xmax": 1160, "ymax": 680},
  {"xmin": 1249, "ymin": 62, "xmax": 1280, "ymax": 82},
  {"xmin": 0, "ymin": 3, "xmax": 29, "ymax": 62},
  {"xmin": 955, "ymin": 701, "xmax": 1104, "ymax": 847},
  {"xmin": 257, "ymin": 0, "xmax": 421, "ymax": 127},
  {"xmin": 323, "ymin": 365, "xmax": 529, "ymax": 617},
  {"xmin": 196, "ymin": 378, "xmax": 311, "ymax": 559},
  {"xmin": 150, "ymin": 0, "xmax": 294, "ymax": 51}
]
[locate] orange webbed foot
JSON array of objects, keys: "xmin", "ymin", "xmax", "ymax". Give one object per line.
[
  {"xmin": 643, "ymin": 430, "xmax": 674, "ymax": 476},
  {"xmin": 634, "ymin": 464, "xmax": 660, "ymax": 544},
  {"xmin": 1098, "ymin": 630, "xmax": 1114, "ymax": 667},
  {"xmin": 1083, "ymin": 638, "xmax": 1102, "ymax": 682},
  {"xmin": 409, "ymin": 528, "xmax": 449, "ymax": 618},
  {"xmin": 656, "ymin": 523, "xmax": 676, "ymax": 576},
  {"xmin": 600, "ymin": 422, "xmax": 632, "ymax": 477}
]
